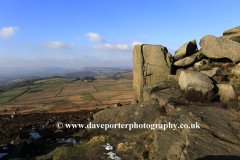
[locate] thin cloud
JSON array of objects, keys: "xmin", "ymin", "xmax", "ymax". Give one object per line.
[
  {"xmin": 69, "ymin": 57, "xmax": 74, "ymax": 60},
  {"xmin": 0, "ymin": 26, "xmax": 19, "ymax": 38},
  {"xmin": 90, "ymin": 43, "xmax": 129, "ymax": 51},
  {"xmin": 42, "ymin": 41, "xmax": 75, "ymax": 49},
  {"xmin": 75, "ymin": 36, "xmax": 80, "ymax": 39},
  {"xmin": 140, "ymin": 35, "xmax": 147, "ymax": 39},
  {"xmin": 130, "ymin": 41, "xmax": 143, "ymax": 48},
  {"xmin": 85, "ymin": 32, "xmax": 106, "ymax": 42}
]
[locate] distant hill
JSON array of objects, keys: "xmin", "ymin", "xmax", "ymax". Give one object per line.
[
  {"xmin": 0, "ymin": 66, "xmax": 75, "ymax": 80},
  {"xmin": 0, "ymin": 66, "xmax": 133, "ymax": 86},
  {"xmin": 61, "ymin": 67, "xmax": 133, "ymax": 78}
]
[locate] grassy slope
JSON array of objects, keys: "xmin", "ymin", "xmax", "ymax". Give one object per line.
[{"xmin": 0, "ymin": 87, "xmax": 29, "ymax": 103}]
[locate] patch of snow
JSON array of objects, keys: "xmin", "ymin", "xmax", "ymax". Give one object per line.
[
  {"xmin": 102, "ymin": 143, "xmax": 113, "ymax": 150},
  {"xmin": 102, "ymin": 143, "xmax": 121, "ymax": 159},
  {"xmin": 57, "ymin": 138, "xmax": 76, "ymax": 143},
  {"xmin": 0, "ymin": 153, "xmax": 8, "ymax": 158},
  {"xmin": 107, "ymin": 152, "xmax": 121, "ymax": 160},
  {"xmin": 28, "ymin": 130, "xmax": 41, "ymax": 140},
  {"xmin": 2, "ymin": 147, "xmax": 8, "ymax": 150}
]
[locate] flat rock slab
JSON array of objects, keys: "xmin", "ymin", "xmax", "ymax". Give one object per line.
[
  {"xmin": 174, "ymin": 51, "xmax": 201, "ymax": 67},
  {"xmin": 200, "ymin": 35, "xmax": 240, "ymax": 63},
  {"xmin": 90, "ymin": 102, "xmax": 161, "ymax": 136},
  {"xmin": 153, "ymin": 105, "xmax": 240, "ymax": 160},
  {"xmin": 200, "ymin": 67, "xmax": 222, "ymax": 77}
]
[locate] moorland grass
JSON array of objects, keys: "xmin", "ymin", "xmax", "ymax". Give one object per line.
[{"xmin": 95, "ymin": 84, "xmax": 115, "ymax": 91}]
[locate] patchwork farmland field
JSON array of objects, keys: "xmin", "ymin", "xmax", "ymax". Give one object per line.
[{"xmin": 0, "ymin": 76, "xmax": 133, "ymax": 113}]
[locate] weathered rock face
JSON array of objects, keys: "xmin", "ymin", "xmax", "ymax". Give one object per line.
[
  {"xmin": 143, "ymin": 80, "xmax": 182, "ymax": 104},
  {"xmin": 173, "ymin": 39, "xmax": 198, "ymax": 61},
  {"xmin": 200, "ymin": 67, "xmax": 222, "ymax": 77},
  {"xmin": 222, "ymin": 26, "xmax": 240, "ymax": 43},
  {"xmin": 194, "ymin": 59, "xmax": 207, "ymax": 69},
  {"xmin": 176, "ymin": 68, "xmax": 185, "ymax": 76},
  {"xmin": 153, "ymin": 105, "xmax": 240, "ymax": 160},
  {"xmin": 166, "ymin": 52, "xmax": 173, "ymax": 70},
  {"xmin": 200, "ymin": 35, "xmax": 240, "ymax": 63},
  {"xmin": 216, "ymin": 84, "xmax": 237, "ymax": 101},
  {"xmin": 90, "ymin": 100, "xmax": 161, "ymax": 135},
  {"xmin": 232, "ymin": 66, "xmax": 240, "ymax": 75},
  {"xmin": 178, "ymin": 71, "xmax": 214, "ymax": 94},
  {"xmin": 133, "ymin": 44, "xmax": 171, "ymax": 103},
  {"xmin": 168, "ymin": 75, "xmax": 179, "ymax": 82}
]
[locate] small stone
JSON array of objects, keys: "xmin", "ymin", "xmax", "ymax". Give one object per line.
[
  {"xmin": 87, "ymin": 117, "xmax": 93, "ymax": 121},
  {"xmin": 114, "ymin": 103, "xmax": 122, "ymax": 107}
]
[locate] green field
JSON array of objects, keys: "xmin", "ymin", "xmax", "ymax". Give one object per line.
[
  {"xmin": 27, "ymin": 83, "xmax": 64, "ymax": 93},
  {"xmin": 81, "ymin": 94, "xmax": 94, "ymax": 100},
  {"xmin": 34, "ymin": 78, "xmax": 73, "ymax": 84},
  {"xmin": 126, "ymin": 83, "xmax": 133, "ymax": 88},
  {"xmin": 0, "ymin": 87, "xmax": 29, "ymax": 103}
]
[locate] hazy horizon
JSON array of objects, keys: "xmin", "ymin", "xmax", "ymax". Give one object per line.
[{"xmin": 1, "ymin": 0, "xmax": 240, "ymax": 70}]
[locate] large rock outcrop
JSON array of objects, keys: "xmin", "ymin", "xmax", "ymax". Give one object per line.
[
  {"xmin": 173, "ymin": 39, "xmax": 198, "ymax": 61},
  {"xmin": 222, "ymin": 26, "xmax": 240, "ymax": 43},
  {"xmin": 133, "ymin": 44, "xmax": 171, "ymax": 103},
  {"xmin": 200, "ymin": 35, "xmax": 240, "ymax": 63}
]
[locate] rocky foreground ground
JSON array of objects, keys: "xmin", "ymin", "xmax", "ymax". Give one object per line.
[{"xmin": 0, "ymin": 109, "xmax": 104, "ymax": 159}]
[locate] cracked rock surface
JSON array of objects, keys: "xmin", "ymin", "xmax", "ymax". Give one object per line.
[{"xmin": 153, "ymin": 105, "xmax": 240, "ymax": 160}]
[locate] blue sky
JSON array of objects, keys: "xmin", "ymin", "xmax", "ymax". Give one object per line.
[{"xmin": 0, "ymin": 0, "xmax": 239, "ymax": 69}]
